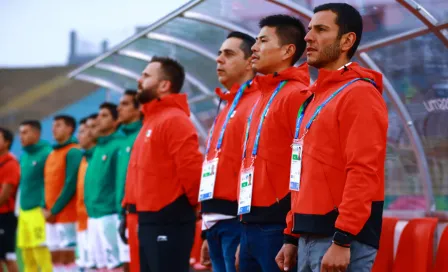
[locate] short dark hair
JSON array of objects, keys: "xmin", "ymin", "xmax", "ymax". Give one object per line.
[
  {"xmin": 79, "ymin": 117, "xmax": 88, "ymax": 125},
  {"xmin": 150, "ymin": 57, "xmax": 185, "ymax": 94},
  {"xmin": 20, "ymin": 120, "xmax": 41, "ymax": 132},
  {"xmin": 88, "ymin": 113, "xmax": 98, "ymax": 120},
  {"xmin": 124, "ymin": 89, "xmax": 139, "ymax": 108},
  {"xmin": 54, "ymin": 115, "xmax": 77, "ymax": 134},
  {"xmin": 0, "ymin": 127, "xmax": 13, "ymax": 150},
  {"xmin": 100, "ymin": 102, "xmax": 118, "ymax": 120},
  {"xmin": 259, "ymin": 14, "xmax": 306, "ymax": 65},
  {"xmin": 314, "ymin": 3, "xmax": 363, "ymax": 59},
  {"xmin": 227, "ymin": 31, "xmax": 256, "ymax": 59}
]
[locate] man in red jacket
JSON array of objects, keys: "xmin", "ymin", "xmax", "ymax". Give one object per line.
[
  {"xmin": 236, "ymin": 15, "xmax": 310, "ymax": 272},
  {"xmin": 130, "ymin": 56, "xmax": 203, "ymax": 272},
  {"xmin": 0, "ymin": 127, "xmax": 20, "ymax": 272},
  {"xmin": 198, "ymin": 31, "xmax": 258, "ymax": 272},
  {"xmin": 276, "ymin": 3, "xmax": 388, "ymax": 272}
]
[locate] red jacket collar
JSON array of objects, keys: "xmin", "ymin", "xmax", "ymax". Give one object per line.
[
  {"xmin": 141, "ymin": 93, "xmax": 191, "ymax": 117},
  {"xmin": 253, "ymin": 62, "xmax": 310, "ymax": 94},
  {"xmin": 0, "ymin": 152, "xmax": 14, "ymax": 164},
  {"xmin": 311, "ymin": 62, "xmax": 383, "ymax": 94},
  {"xmin": 215, "ymin": 80, "xmax": 257, "ymax": 101}
]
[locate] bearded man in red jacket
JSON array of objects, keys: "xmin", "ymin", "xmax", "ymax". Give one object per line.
[{"xmin": 128, "ymin": 56, "xmax": 203, "ymax": 272}]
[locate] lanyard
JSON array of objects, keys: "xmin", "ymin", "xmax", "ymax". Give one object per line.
[
  {"xmin": 294, "ymin": 78, "xmax": 375, "ymax": 139},
  {"xmin": 205, "ymin": 80, "xmax": 251, "ymax": 158},
  {"xmin": 242, "ymin": 81, "xmax": 287, "ymax": 161}
]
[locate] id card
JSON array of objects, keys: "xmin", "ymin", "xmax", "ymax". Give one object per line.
[
  {"xmin": 237, "ymin": 167, "xmax": 254, "ymax": 215},
  {"xmin": 198, "ymin": 158, "xmax": 219, "ymax": 201},
  {"xmin": 289, "ymin": 139, "xmax": 303, "ymax": 191}
]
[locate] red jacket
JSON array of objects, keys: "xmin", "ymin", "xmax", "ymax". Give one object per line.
[
  {"xmin": 122, "ymin": 159, "xmax": 136, "ymax": 210},
  {"xmin": 240, "ymin": 63, "xmax": 310, "ymax": 224},
  {"xmin": 200, "ymin": 83, "xmax": 260, "ymax": 215},
  {"xmin": 285, "ymin": 62, "xmax": 388, "ymax": 248},
  {"xmin": 0, "ymin": 152, "xmax": 20, "ymax": 213},
  {"xmin": 129, "ymin": 94, "xmax": 203, "ymax": 224}
]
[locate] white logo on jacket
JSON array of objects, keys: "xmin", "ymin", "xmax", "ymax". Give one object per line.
[{"xmin": 146, "ymin": 129, "xmax": 152, "ymax": 138}]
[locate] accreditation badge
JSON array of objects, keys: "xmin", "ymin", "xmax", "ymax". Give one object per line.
[
  {"xmin": 198, "ymin": 158, "xmax": 219, "ymax": 201},
  {"xmin": 237, "ymin": 167, "xmax": 254, "ymax": 215},
  {"xmin": 289, "ymin": 139, "xmax": 303, "ymax": 191}
]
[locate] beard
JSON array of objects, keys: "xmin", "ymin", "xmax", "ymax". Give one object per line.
[
  {"xmin": 308, "ymin": 40, "xmax": 341, "ymax": 69},
  {"xmin": 137, "ymin": 84, "xmax": 158, "ymax": 104}
]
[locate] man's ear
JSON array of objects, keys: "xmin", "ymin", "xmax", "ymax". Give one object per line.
[
  {"xmin": 283, "ymin": 44, "xmax": 296, "ymax": 62},
  {"xmin": 159, "ymin": 80, "xmax": 172, "ymax": 94},
  {"xmin": 340, "ymin": 32, "xmax": 356, "ymax": 55}
]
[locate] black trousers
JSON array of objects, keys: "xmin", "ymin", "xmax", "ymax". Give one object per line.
[
  {"xmin": 0, "ymin": 212, "xmax": 17, "ymax": 260},
  {"xmin": 138, "ymin": 221, "xmax": 195, "ymax": 272}
]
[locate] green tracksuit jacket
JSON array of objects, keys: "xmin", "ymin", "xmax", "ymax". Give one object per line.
[
  {"xmin": 84, "ymin": 131, "xmax": 123, "ymax": 218},
  {"xmin": 115, "ymin": 120, "xmax": 142, "ymax": 214},
  {"xmin": 19, "ymin": 140, "xmax": 52, "ymax": 211}
]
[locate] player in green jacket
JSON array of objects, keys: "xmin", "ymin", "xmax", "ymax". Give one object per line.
[
  {"xmin": 83, "ymin": 102, "xmax": 124, "ymax": 270},
  {"xmin": 17, "ymin": 120, "xmax": 53, "ymax": 272},
  {"xmin": 116, "ymin": 90, "xmax": 142, "ymax": 270}
]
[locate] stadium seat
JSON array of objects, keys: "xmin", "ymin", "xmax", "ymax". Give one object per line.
[
  {"xmin": 372, "ymin": 217, "xmax": 399, "ymax": 272},
  {"xmin": 433, "ymin": 224, "xmax": 448, "ymax": 272},
  {"xmin": 392, "ymin": 217, "xmax": 438, "ymax": 272}
]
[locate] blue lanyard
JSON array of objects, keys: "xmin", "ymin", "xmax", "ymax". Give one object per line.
[
  {"xmin": 242, "ymin": 81, "xmax": 287, "ymax": 160},
  {"xmin": 205, "ymin": 80, "xmax": 251, "ymax": 158},
  {"xmin": 294, "ymin": 78, "xmax": 375, "ymax": 139}
]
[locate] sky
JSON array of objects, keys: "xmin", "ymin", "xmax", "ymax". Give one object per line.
[{"xmin": 0, "ymin": 0, "xmax": 188, "ymax": 68}]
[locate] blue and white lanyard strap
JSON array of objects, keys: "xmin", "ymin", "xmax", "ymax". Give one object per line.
[
  {"xmin": 294, "ymin": 78, "xmax": 375, "ymax": 140},
  {"xmin": 205, "ymin": 80, "xmax": 252, "ymax": 160},
  {"xmin": 242, "ymin": 80, "xmax": 287, "ymax": 164}
]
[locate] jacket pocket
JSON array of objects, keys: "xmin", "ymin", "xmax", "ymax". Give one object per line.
[
  {"xmin": 216, "ymin": 153, "xmax": 240, "ymax": 200},
  {"xmin": 306, "ymin": 143, "xmax": 344, "ymax": 171},
  {"xmin": 294, "ymin": 148, "xmax": 339, "ymax": 215},
  {"xmin": 253, "ymin": 156, "xmax": 289, "ymax": 207}
]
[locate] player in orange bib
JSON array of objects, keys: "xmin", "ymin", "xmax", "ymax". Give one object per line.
[
  {"xmin": 75, "ymin": 115, "xmax": 97, "ymax": 270},
  {"xmin": 43, "ymin": 115, "xmax": 83, "ymax": 272}
]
